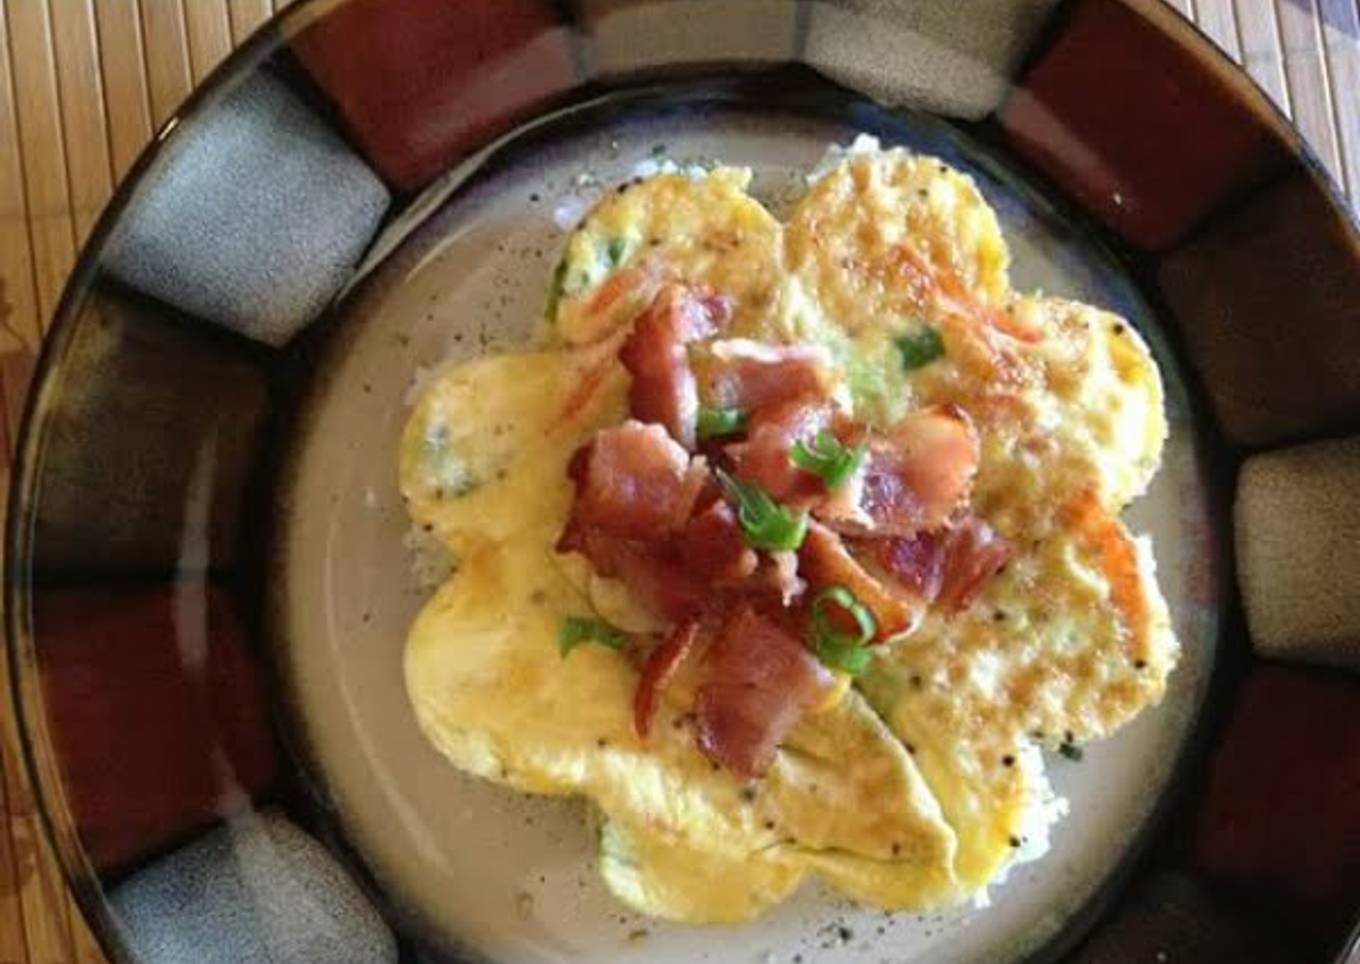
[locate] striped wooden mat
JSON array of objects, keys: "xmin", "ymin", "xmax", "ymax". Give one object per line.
[{"xmin": 0, "ymin": 2, "xmax": 1354, "ymax": 961}]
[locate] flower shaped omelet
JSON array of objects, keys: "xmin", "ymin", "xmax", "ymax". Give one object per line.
[{"xmin": 400, "ymin": 147, "xmax": 1176, "ymax": 921}]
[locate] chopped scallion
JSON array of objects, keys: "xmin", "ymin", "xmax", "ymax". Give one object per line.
[
  {"xmin": 544, "ymin": 258, "xmax": 569, "ymax": 320},
  {"xmin": 715, "ymin": 469, "xmax": 808, "ymax": 552},
  {"xmin": 696, "ymin": 407, "xmax": 747, "ymax": 440},
  {"xmin": 790, "ymin": 430, "xmax": 867, "ymax": 489},
  {"xmin": 809, "ymin": 585, "xmax": 877, "ymax": 676},
  {"xmin": 814, "ymin": 636, "xmax": 875, "ymax": 675},
  {"xmin": 560, "ymin": 616, "xmax": 628, "ymax": 657},
  {"xmin": 895, "ymin": 326, "xmax": 945, "ymax": 371}
]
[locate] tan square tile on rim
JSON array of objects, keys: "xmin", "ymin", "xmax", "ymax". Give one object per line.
[
  {"xmin": 578, "ymin": 0, "xmax": 799, "ymax": 77},
  {"xmin": 1235, "ymin": 436, "xmax": 1360, "ymax": 671},
  {"xmin": 802, "ymin": 0, "xmax": 1058, "ymax": 119}
]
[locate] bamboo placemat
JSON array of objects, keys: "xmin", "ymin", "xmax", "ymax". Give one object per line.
[{"xmin": 0, "ymin": 1, "xmax": 1355, "ymax": 961}]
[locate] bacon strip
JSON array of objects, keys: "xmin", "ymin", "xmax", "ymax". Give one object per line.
[
  {"xmin": 694, "ymin": 607, "xmax": 834, "ymax": 777},
  {"xmin": 799, "ymin": 521, "xmax": 924, "ymax": 639},
  {"xmin": 726, "ymin": 399, "xmax": 833, "ymax": 504},
  {"xmin": 677, "ymin": 499, "xmax": 758, "ymax": 584},
  {"xmin": 557, "ymin": 526, "xmax": 710, "ymax": 624},
  {"xmin": 936, "ymin": 517, "xmax": 1011, "ymax": 610},
  {"xmin": 871, "ymin": 516, "xmax": 1011, "ymax": 612},
  {"xmin": 570, "ymin": 421, "xmax": 706, "ymax": 539},
  {"xmin": 865, "ymin": 530, "xmax": 947, "ymax": 601},
  {"xmin": 853, "ymin": 404, "xmax": 980, "ymax": 537},
  {"xmin": 703, "ymin": 339, "xmax": 835, "ymax": 412},
  {"xmin": 619, "ymin": 284, "xmax": 732, "ymax": 449},
  {"xmin": 634, "ymin": 620, "xmax": 701, "ymax": 738}
]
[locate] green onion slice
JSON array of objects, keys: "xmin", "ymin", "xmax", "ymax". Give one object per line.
[
  {"xmin": 809, "ymin": 585, "xmax": 877, "ymax": 676},
  {"xmin": 544, "ymin": 257, "xmax": 569, "ymax": 320},
  {"xmin": 814, "ymin": 636, "xmax": 875, "ymax": 675},
  {"xmin": 790, "ymin": 430, "xmax": 867, "ymax": 489},
  {"xmin": 696, "ymin": 407, "xmax": 748, "ymax": 440},
  {"xmin": 559, "ymin": 616, "xmax": 628, "ymax": 657},
  {"xmin": 715, "ymin": 469, "xmax": 809, "ymax": 551},
  {"xmin": 895, "ymin": 326, "xmax": 946, "ymax": 371}
]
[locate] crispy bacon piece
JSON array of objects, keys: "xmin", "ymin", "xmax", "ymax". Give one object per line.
[
  {"xmin": 570, "ymin": 421, "xmax": 707, "ymax": 539},
  {"xmin": 558, "ymin": 525, "xmax": 710, "ymax": 623},
  {"xmin": 853, "ymin": 405, "xmax": 980, "ymax": 537},
  {"xmin": 871, "ymin": 516, "xmax": 1011, "ymax": 612},
  {"xmin": 936, "ymin": 517, "xmax": 1011, "ymax": 610},
  {"xmin": 677, "ymin": 499, "xmax": 758, "ymax": 584},
  {"xmin": 726, "ymin": 399, "xmax": 834, "ymax": 504},
  {"xmin": 634, "ymin": 620, "xmax": 701, "ymax": 739},
  {"xmin": 867, "ymin": 530, "xmax": 947, "ymax": 601},
  {"xmin": 798, "ymin": 521, "xmax": 923, "ymax": 639},
  {"xmin": 694, "ymin": 607, "xmax": 834, "ymax": 777},
  {"xmin": 703, "ymin": 338, "xmax": 835, "ymax": 412},
  {"xmin": 619, "ymin": 284, "xmax": 732, "ymax": 448}
]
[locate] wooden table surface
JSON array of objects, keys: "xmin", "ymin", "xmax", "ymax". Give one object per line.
[{"xmin": 0, "ymin": 1, "xmax": 1355, "ymax": 961}]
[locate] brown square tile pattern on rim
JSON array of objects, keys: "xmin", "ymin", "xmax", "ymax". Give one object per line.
[
  {"xmin": 32, "ymin": 583, "xmax": 277, "ymax": 875},
  {"xmin": 1158, "ymin": 171, "xmax": 1360, "ymax": 447},
  {"xmin": 999, "ymin": 0, "xmax": 1297, "ymax": 252},
  {"xmin": 28, "ymin": 287, "xmax": 269, "ymax": 579},
  {"xmin": 1189, "ymin": 665, "xmax": 1360, "ymax": 946},
  {"xmin": 0, "ymin": 1, "xmax": 1355, "ymax": 963},
  {"xmin": 292, "ymin": 0, "xmax": 581, "ymax": 193}
]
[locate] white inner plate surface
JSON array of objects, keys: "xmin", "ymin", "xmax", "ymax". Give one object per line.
[{"xmin": 277, "ymin": 103, "xmax": 1219, "ymax": 964}]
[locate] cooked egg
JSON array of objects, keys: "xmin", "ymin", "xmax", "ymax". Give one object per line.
[
  {"xmin": 859, "ymin": 510, "xmax": 1176, "ymax": 891},
  {"xmin": 401, "ymin": 143, "xmax": 1178, "ymax": 922},
  {"xmin": 402, "ymin": 342, "xmax": 962, "ymax": 922},
  {"xmin": 552, "ymin": 167, "xmax": 784, "ymax": 346}
]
